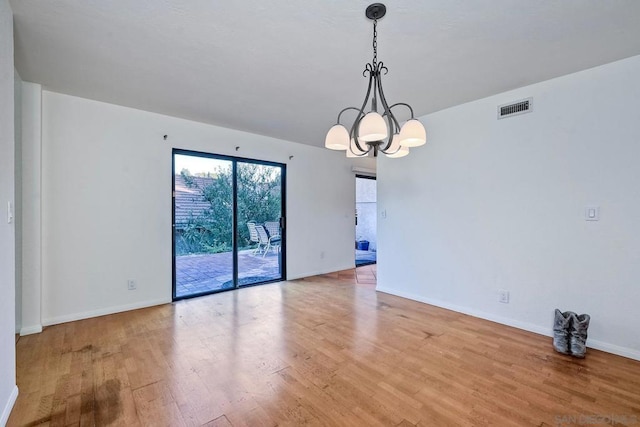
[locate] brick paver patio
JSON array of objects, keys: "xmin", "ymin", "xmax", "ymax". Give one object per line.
[
  {"xmin": 176, "ymin": 248, "xmax": 375, "ymax": 298},
  {"xmin": 175, "ymin": 249, "xmax": 281, "ymax": 298}
]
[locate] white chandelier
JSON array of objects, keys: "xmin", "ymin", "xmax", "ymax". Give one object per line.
[{"xmin": 325, "ymin": 3, "xmax": 426, "ymax": 159}]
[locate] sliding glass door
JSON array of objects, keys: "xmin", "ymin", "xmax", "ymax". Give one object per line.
[
  {"xmin": 236, "ymin": 161, "xmax": 284, "ymax": 287},
  {"xmin": 172, "ymin": 150, "xmax": 286, "ymax": 300}
]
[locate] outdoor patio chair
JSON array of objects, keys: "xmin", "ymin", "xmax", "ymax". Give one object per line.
[
  {"xmin": 264, "ymin": 221, "xmax": 280, "ymax": 239},
  {"xmin": 255, "ymin": 224, "xmax": 280, "ymax": 257},
  {"xmin": 264, "ymin": 221, "xmax": 281, "ymax": 254},
  {"xmin": 247, "ymin": 221, "xmax": 264, "ymax": 254}
]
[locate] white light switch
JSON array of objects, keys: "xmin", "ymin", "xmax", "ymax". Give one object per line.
[
  {"xmin": 585, "ymin": 206, "xmax": 599, "ymax": 221},
  {"xmin": 381, "ymin": 210, "xmax": 387, "ymax": 219}
]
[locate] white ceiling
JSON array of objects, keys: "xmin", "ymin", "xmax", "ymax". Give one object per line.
[{"xmin": 10, "ymin": 0, "xmax": 640, "ymax": 148}]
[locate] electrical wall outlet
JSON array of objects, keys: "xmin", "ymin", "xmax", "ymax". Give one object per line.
[
  {"xmin": 498, "ymin": 289, "xmax": 509, "ymax": 304},
  {"xmin": 127, "ymin": 279, "xmax": 137, "ymax": 290},
  {"xmin": 585, "ymin": 206, "xmax": 600, "ymax": 221}
]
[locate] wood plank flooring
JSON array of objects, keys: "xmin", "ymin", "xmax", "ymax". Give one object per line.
[{"xmin": 9, "ymin": 265, "xmax": 640, "ymax": 426}]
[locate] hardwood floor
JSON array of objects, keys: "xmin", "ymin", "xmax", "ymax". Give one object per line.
[{"xmin": 9, "ymin": 265, "xmax": 640, "ymax": 426}]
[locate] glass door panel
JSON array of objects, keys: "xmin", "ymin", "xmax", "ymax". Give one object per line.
[
  {"xmin": 236, "ymin": 161, "xmax": 284, "ymax": 287},
  {"xmin": 173, "ymin": 153, "xmax": 234, "ymax": 298}
]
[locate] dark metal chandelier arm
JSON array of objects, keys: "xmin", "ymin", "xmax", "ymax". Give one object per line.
[
  {"xmin": 349, "ymin": 66, "xmax": 377, "ymax": 153},
  {"xmin": 373, "ymin": 67, "xmax": 399, "ymax": 152},
  {"xmin": 381, "ymin": 108, "xmax": 402, "ymax": 134},
  {"xmin": 376, "ymin": 61, "xmax": 389, "ymax": 75},
  {"xmin": 336, "ymin": 107, "xmax": 361, "ymax": 125},
  {"xmin": 349, "ymin": 116, "xmax": 373, "ymax": 155},
  {"xmin": 363, "ymin": 63, "xmax": 374, "ymax": 77},
  {"xmin": 349, "ymin": 116, "xmax": 369, "ymax": 155},
  {"xmin": 388, "ymin": 102, "xmax": 416, "ymax": 119},
  {"xmin": 382, "ymin": 102, "xmax": 419, "ymax": 154},
  {"xmin": 379, "ymin": 108, "xmax": 405, "ymax": 156},
  {"xmin": 337, "ymin": 107, "xmax": 371, "ymax": 155},
  {"xmin": 379, "ymin": 114, "xmax": 396, "ymax": 154}
]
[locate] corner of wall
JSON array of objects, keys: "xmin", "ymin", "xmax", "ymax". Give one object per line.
[
  {"xmin": 19, "ymin": 324, "xmax": 42, "ymax": 336},
  {"xmin": 20, "ymin": 80, "xmax": 42, "ymax": 335},
  {"xmin": 0, "ymin": 385, "xmax": 18, "ymax": 427}
]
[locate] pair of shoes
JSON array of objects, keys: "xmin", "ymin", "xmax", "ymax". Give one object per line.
[{"xmin": 553, "ymin": 309, "xmax": 591, "ymax": 358}]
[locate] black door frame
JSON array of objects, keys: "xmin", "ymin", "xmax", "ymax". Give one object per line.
[{"xmin": 172, "ymin": 148, "xmax": 287, "ymax": 301}]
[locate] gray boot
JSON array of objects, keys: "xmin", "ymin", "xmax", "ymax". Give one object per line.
[
  {"xmin": 552, "ymin": 309, "xmax": 572, "ymax": 355},
  {"xmin": 569, "ymin": 313, "xmax": 590, "ymax": 358}
]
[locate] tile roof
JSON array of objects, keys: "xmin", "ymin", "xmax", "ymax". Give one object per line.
[{"xmin": 174, "ymin": 174, "xmax": 214, "ymax": 227}]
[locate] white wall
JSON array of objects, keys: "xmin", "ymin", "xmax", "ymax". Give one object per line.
[
  {"xmin": 377, "ymin": 55, "xmax": 640, "ymax": 360},
  {"xmin": 39, "ymin": 91, "xmax": 373, "ymax": 325},
  {"xmin": 0, "ymin": 0, "xmax": 19, "ymax": 424},
  {"xmin": 20, "ymin": 82, "xmax": 42, "ymax": 335},
  {"xmin": 14, "ymin": 70, "xmax": 22, "ymax": 334}
]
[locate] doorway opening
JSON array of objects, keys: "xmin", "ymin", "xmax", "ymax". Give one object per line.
[
  {"xmin": 355, "ymin": 175, "xmax": 376, "ymax": 267},
  {"xmin": 172, "ymin": 149, "xmax": 286, "ymax": 300}
]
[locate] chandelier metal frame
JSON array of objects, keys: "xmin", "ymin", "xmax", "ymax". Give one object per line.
[{"xmin": 325, "ymin": 3, "xmax": 426, "ymax": 158}]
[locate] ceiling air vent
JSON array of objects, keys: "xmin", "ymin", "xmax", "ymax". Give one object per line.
[{"xmin": 497, "ymin": 97, "xmax": 533, "ymax": 119}]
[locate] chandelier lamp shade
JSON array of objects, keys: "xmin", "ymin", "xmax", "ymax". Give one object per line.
[{"xmin": 324, "ymin": 3, "xmax": 426, "ymax": 158}]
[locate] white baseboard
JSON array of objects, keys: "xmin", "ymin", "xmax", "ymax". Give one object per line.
[
  {"xmin": 0, "ymin": 385, "xmax": 18, "ymax": 427},
  {"xmin": 42, "ymin": 297, "xmax": 172, "ymax": 326},
  {"xmin": 19, "ymin": 324, "xmax": 42, "ymax": 336},
  {"xmin": 587, "ymin": 338, "xmax": 640, "ymax": 361},
  {"xmin": 376, "ymin": 286, "xmax": 640, "ymax": 362}
]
